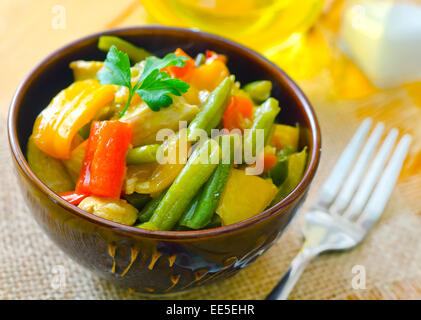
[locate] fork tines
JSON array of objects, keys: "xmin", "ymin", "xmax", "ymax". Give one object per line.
[{"xmin": 317, "ymin": 118, "xmax": 412, "ymax": 229}]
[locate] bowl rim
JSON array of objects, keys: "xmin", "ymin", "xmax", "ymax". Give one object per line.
[{"xmin": 8, "ymin": 26, "xmax": 321, "ymax": 240}]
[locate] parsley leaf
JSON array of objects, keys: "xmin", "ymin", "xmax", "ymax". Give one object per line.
[
  {"xmin": 136, "ymin": 69, "xmax": 190, "ymax": 111},
  {"xmin": 98, "ymin": 45, "xmax": 131, "ymax": 88},
  {"xmin": 98, "ymin": 45, "xmax": 191, "ymax": 117}
]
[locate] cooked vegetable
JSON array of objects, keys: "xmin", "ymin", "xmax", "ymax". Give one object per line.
[
  {"xmin": 262, "ymin": 146, "xmax": 278, "ymax": 173},
  {"xmin": 244, "ymin": 97, "xmax": 280, "ymax": 157},
  {"xmin": 194, "ymin": 53, "xmax": 206, "ymax": 67},
  {"xmin": 32, "ymin": 79, "xmax": 115, "ymax": 159},
  {"xmin": 137, "ymin": 190, "xmax": 167, "ymax": 223},
  {"xmin": 76, "ymin": 121, "xmax": 133, "ymax": 198},
  {"xmin": 270, "ymin": 123, "xmax": 300, "ymax": 152},
  {"xmin": 271, "ymin": 147, "xmax": 308, "ymax": 205},
  {"xmin": 188, "ymin": 77, "xmax": 232, "ymax": 140},
  {"xmin": 78, "ymin": 105, "xmax": 115, "ymax": 140},
  {"xmin": 222, "ymin": 95, "xmax": 253, "ymax": 131},
  {"xmin": 182, "ymin": 162, "xmax": 232, "ymax": 229},
  {"xmin": 162, "ymin": 48, "xmax": 195, "ymax": 80},
  {"xmin": 216, "ymin": 169, "xmax": 278, "ymax": 225},
  {"xmin": 183, "ymin": 85, "xmax": 201, "ymax": 105},
  {"xmin": 27, "ymin": 136, "xmax": 74, "ymax": 193},
  {"xmin": 63, "ymin": 140, "xmax": 87, "ymax": 183},
  {"xmin": 27, "ymin": 43, "xmax": 309, "ymax": 231},
  {"xmin": 178, "ymin": 189, "xmax": 202, "ymax": 227},
  {"xmin": 189, "ymin": 59, "xmax": 230, "ymax": 91},
  {"xmin": 98, "ymin": 36, "xmax": 153, "ymax": 62},
  {"xmin": 120, "ymin": 95, "xmax": 199, "ymax": 146},
  {"xmin": 125, "ymin": 133, "xmax": 189, "ymax": 194},
  {"xmin": 205, "ymin": 214, "xmax": 222, "ymax": 229},
  {"xmin": 267, "ymin": 146, "xmax": 296, "ymax": 186},
  {"xmin": 123, "ymin": 193, "xmax": 151, "ymax": 210},
  {"xmin": 69, "ymin": 61, "xmax": 104, "ymax": 81},
  {"xmin": 243, "ymin": 80, "xmax": 272, "ymax": 104},
  {"xmin": 98, "ymin": 46, "xmax": 190, "ymax": 116},
  {"xmin": 143, "ymin": 139, "xmax": 221, "ymax": 230},
  {"xmin": 59, "ymin": 191, "xmax": 88, "ymax": 205},
  {"xmin": 79, "ymin": 196, "xmax": 138, "ymax": 225},
  {"xmin": 206, "ymin": 50, "xmax": 227, "ymax": 64},
  {"xmin": 126, "ymin": 144, "xmax": 160, "ymax": 165}
]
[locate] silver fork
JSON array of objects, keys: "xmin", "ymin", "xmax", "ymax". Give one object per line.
[{"xmin": 266, "ymin": 118, "xmax": 412, "ymax": 300}]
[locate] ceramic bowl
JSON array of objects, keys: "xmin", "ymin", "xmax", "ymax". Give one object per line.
[{"xmin": 8, "ymin": 26, "xmax": 320, "ymax": 294}]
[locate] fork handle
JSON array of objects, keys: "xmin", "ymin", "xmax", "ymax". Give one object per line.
[{"xmin": 266, "ymin": 248, "xmax": 316, "ymax": 300}]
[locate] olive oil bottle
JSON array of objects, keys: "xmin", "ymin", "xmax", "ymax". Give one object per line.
[{"xmin": 140, "ymin": 0, "xmax": 325, "ymax": 54}]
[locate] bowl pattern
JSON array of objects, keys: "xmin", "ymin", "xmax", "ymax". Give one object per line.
[{"xmin": 8, "ymin": 27, "xmax": 320, "ymax": 294}]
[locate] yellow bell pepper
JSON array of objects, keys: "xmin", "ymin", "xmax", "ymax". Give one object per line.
[
  {"xmin": 188, "ymin": 60, "xmax": 230, "ymax": 91},
  {"xmin": 270, "ymin": 124, "xmax": 300, "ymax": 152},
  {"xmin": 32, "ymin": 80, "xmax": 115, "ymax": 159},
  {"xmin": 216, "ymin": 169, "xmax": 278, "ymax": 226}
]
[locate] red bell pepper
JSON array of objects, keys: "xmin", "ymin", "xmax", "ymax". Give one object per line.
[
  {"xmin": 162, "ymin": 48, "xmax": 195, "ymax": 80},
  {"xmin": 263, "ymin": 152, "xmax": 277, "ymax": 173},
  {"xmin": 223, "ymin": 96, "xmax": 254, "ymax": 131},
  {"xmin": 59, "ymin": 191, "xmax": 89, "ymax": 206},
  {"xmin": 206, "ymin": 50, "xmax": 227, "ymax": 64},
  {"xmin": 76, "ymin": 120, "xmax": 133, "ymax": 198}
]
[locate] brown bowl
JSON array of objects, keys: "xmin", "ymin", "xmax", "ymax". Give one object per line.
[{"xmin": 8, "ymin": 26, "xmax": 320, "ymax": 294}]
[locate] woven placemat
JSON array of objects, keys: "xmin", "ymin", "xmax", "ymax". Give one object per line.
[{"xmin": 1, "ymin": 93, "xmax": 420, "ymax": 299}]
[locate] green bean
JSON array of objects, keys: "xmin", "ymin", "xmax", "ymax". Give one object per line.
[
  {"xmin": 124, "ymin": 193, "xmax": 151, "ymax": 210},
  {"xmin": 136, "ymin": 191, "xmax": 166, "ymax": 223},
  {"xmin": 271, "ymin": 147, "xmax": 308, "ymax": 206},
  {"xmin": 244, "ymin": 98, "xmax": 280, "ymax": 156},
  {"xmin": 205, "ymin": 214, "xmax": 221, "ymax": 229},
  {"xmin": 146, "ymin": 139, "xmax": 221, "ymax": 230},
  {"xmin": 195, "ymin": 53, "xmax": 206, "ymax": 67},
  {"xmin": 183, "ymin": 162, "xmax": 232, "ymax": 229},
  {"xmin": 126, "ymin": 144, "xmax": 160, "ymax": 164},
  {"xmin": 178, "ymin": 134, "xmax": 237, "ymax": 229},
  {"xmin": 188, "ymin": 77, "xmax": 232, "ymax": 141},
  {"xmin": 178, "ymin": 188, "xmax": 202, "ymax": 227},
  {"xmin": 268, "ymin": 146, "xmax": 296, "ymax": 186},
  {"xmin": 98, "ymin": 36, "xmax": 153, "ymax": 62},
  {"xmin": 243, "ymin": 80, "xmax": 272, "ymax": 104},
  {"xmin": 78, "ymin": 123, "xmax": 91, "ymax": 140}
]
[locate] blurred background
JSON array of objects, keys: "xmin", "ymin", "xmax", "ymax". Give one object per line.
[{"xmin": 1, "ymin": 0, "xmax": 421, "ymax": 299}]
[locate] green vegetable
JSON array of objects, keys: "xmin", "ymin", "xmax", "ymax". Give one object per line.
[
  {"xmin": 206, "ymin": 214, "xmax": 221, "ymax": 229},
  {"xmin": 27, "ymin": 136, "xmax": 74, "ymax": 193},
  {"xmin": 182, "ymin": 162, "xmax": 232, "ymax": 229},
  {"xmin": 178, "ymin": 188, "xmax": 202, "ymax": 227},
  {"xmin": 78, "ymin": 122, "xmax": 91, "ymax": 140},
  {"xmin": 98, "ymin": 46, "xmax": 190, "ymax": 117},
  {"xmin": 244, "ymin": 97, "xmax": 280, "ymax": 156},
  {"xmin": 268, "ymin": 146, "xmax": 296, "ymax": 186},
  {"xmin": 137, "ymin": 191, "xmax": 167, "ymax": 223},
  {"xmin": 195, "ymin": 53, "xmax": 206, "ymax": 67},
  {"xmin": 126, "ymin": 144, "xmax": 160, "ymax": 164},
  {"xmin": 188, "ymin": 77, "xmax": 232, "ymax": 141},
  {"xmin": 98, "ymin": 36, "xmax": 153, "ymax": 62},
  {"xmin": 243, "ymin": 80, "xmax": 272, "ymax": 104},
  {"xmin": 144, "ymin": 139, "xmax": 221, "ymax": 230},
  {"xmin": 271, "ymin": 147, "xmax": 308, "ymax": 206},
  {"xmin": 124, "ymin": 193, "xmax": 151, "ymax": 210}
]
